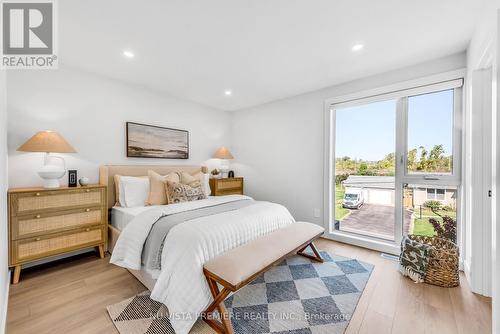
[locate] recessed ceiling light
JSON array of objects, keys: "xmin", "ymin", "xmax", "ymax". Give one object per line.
[
  {"xmin": 352, "ymin": 43, "xmax": 364, "ymax": 52},
  {"xmin": 123, "ymin": 50, "xmax": 135, "ymax": 58},
  {"xmin": 224, "ymin": 90, "xmax": 232, "ymax": 96}
]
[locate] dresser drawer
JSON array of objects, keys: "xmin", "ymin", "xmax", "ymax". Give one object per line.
[
  {"xmin": 216, "ymin": 179, "xmax": 243, "ymax": 190},
  {"xmin": 12, "ymin": 207, "xmax": 105, "ymax": 240},
  {"xmin": 11, "ymin": 226, "xmax": 105, "ymax": 265},
  {"xmin": 216, "ymin": 189, "xmax": 243, "ymax": 196},
  {"xmin": 12, "ymin": 188, "xmax": 104, "ymax": 215}
]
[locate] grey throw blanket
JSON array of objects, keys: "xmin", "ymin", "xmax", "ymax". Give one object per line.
[
  {"xmin": 141, "ymin": 198, "xmax": 255, "ymax": 275},
  {"xmin": 399, "ymin": 236, "xmax": 432, "ymax": 283}
]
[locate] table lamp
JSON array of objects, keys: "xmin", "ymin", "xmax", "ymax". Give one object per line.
[
  {"xmin": 17, "ymin": 131, "xmax": 76, "ymax": 188},
  {"xmin": 213, "ymin": 146, "xmax": 234, "ymax": 177}
]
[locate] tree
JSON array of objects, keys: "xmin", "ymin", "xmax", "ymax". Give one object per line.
[
  {"xmin": 408, "ymin": 148, "xmax": 417, "ymax": 171},
  {"xmin": 424, "ymin": 200, "xmax": 442, "ymax": 212},
  {"xmin": 334, "ymin": 144, "xmax": 450, "ymax": 176},
  {"xmin": 357, "ymin": 162, "xmax": 374, "ymax": 175},
  {"xmin": 417, "ymin": 146, "xmax": 428, "ymax": 171},
  {"xmin": 429, "ymin": 144, "xmax": 444, "ymax": 160},
  {"xmin": 428, "ymin": 144, "xmax": 444, "ymax": 171},
  {"xmin": 335, "ymin": 173, "xmax": 349, "ymax": 185},
  {"xmin": 381, "ymin": 152, "xmax": 395, "ymax": 169},
  {"xmin": 357, "ymin": 163, "xmax": 368, "ymax": 175}
]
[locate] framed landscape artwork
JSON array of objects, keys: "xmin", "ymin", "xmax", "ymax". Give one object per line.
[{"xmin": 126, "ymin": 122, "xmax": 189, "ymax": 159}]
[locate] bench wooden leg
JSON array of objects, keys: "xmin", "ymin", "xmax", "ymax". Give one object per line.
[
  {"xmin": 297, "ymin": 242, "xmax": 324, "ymax": 263},
  {"xmin": 202, "ymin": 276, "xmax": 234, "ymax": 334}
]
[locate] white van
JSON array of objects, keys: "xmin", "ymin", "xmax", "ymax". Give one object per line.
[{"xmin": 342, "ymin": 188, "xmax": 364, "ymax": 209}]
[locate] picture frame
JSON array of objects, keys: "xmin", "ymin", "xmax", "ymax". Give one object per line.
[
  {"xmin": 126, "ymin": 122, "xmax": 189, "ymax": 159},
  {"xmin": 68, "ymin": 170, "xmax": 77, "ymax": 187}
]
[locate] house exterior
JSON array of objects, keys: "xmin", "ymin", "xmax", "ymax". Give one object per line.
[
  {"xmin": 342, "ymin": 176, "xmax": 395, "ymax": 206},
  {"xmin": 342, "ymin": 175, "xmax": 456, "ymax": 208},
  {"xmin": 412, "ymin": 186, "xmax": 456, "ymax": 208}
]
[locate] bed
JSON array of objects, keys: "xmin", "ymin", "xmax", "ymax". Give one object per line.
[
  {"xmin": 101, "ymin": 164, "xmax": 210, "ymax": 290},
  {"xmin": 99, "ymin": 165, "xmax": 296, "ymax": 334}
]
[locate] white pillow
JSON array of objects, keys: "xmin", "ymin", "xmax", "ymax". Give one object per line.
[
  {"xmin": 119, "ymin": 176, "xmax": 150, "ymax": 207},
  {"xmin": 200, "ymin": 173, "xmax": 211, "ymax": 196},
  {"xmin": 180, "ymin": 171, "xmax": 211, "ymax": 197}
]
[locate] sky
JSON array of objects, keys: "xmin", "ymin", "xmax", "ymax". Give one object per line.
[{"xmin": 335, "ymin": 89, "xmax": 453, "ymax": 161}]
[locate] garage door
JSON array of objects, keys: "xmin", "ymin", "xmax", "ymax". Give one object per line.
[{"xmin": 364, "ymin": 189, "xmax": 394, "ymax": 205}]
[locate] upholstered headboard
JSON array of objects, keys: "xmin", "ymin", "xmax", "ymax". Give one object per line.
[{"xmin": 99, "ymin": 165, "xmax": 208, "ymax": 209}]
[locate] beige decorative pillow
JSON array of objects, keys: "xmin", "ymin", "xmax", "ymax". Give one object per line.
[
  {"xmin": 180, "ymin": 171, "xmax": 211, "ymax": 195},
  {"xmin": 180, "ymin": 171, "xmax": 198, "ymax": 185},
  {"xmin": 113, "ymin": 174, "xmax": 148, "ymax": 207},
  {"xmin": 165, "ymin": 181, "xmax": 207, "ymax": 204},
  {"xmin": 147, "ymin": 170, "xmax": 180, "ymax": 205}
]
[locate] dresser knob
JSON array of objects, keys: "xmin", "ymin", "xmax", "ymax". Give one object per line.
[
  {"xmin": 86, "ymin": 189, "xmax": 90, "ymax": 193},
  {"xmin": 85, "ymin": 208, "xmax": 90, "ymax": 212},
  {"xmin": 35, "ymin": 237, "xmax": 41, "ymax": 241},
  {"xmin": 35, "ymin": 193, "xmax": 40, "ymax": 196},
  {"xmin": 85, "ymin": 228, "xmax": 90, "ymax": 232},
  {"xmin": 35, "ymin": 215, "xmax": 41, "ymax": 219}
]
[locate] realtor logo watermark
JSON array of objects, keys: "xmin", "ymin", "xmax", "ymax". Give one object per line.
[{"xmin": 1, "ymin": 0, "xmax": 58, "ymax": 69}]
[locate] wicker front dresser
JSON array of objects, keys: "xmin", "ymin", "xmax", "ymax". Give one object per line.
[
  {"xmin": 8, "ymin": 185, "xmax": 107, "ymax": 284},
  {"xmin": 209, "ymin": 177, "xmax": 244, "ymax": 196}
]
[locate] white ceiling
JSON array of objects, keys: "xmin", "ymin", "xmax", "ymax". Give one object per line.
[{"xmin": 60, "ymin": 0, "xmax": 485, "ymax": 111}]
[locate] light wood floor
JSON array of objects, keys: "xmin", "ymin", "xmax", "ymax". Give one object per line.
[{"xmin": 6, "ymin": 238, "xmax": 492, "ymax": 334}]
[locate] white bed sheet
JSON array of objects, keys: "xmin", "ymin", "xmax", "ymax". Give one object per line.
[
  {"xmin": 110, "ymin": 195, "xmax": 295, "ymax": 334},
  {"xmin": 111, "ymin": 206, "xmax": 152, "ymax": 230}
]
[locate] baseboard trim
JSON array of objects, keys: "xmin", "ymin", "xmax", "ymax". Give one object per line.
[
  {"xmin": 322, "ymin": 232, "xmax": 400, "ymax": 255},
  {"xmin": 463, "ymin": 259, "xmax": 472, "ymax": 285}
]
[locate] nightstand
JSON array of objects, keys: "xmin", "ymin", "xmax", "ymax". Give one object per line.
[
  {"xmin": 209, "ymin": 177, "xmax": 244, "ymax": 196},
  {"xmin": 7, "ymin": 185, "xmax": 107, "ymax": 284}
]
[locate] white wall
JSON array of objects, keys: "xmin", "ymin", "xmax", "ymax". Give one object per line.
[
  {"xmin": 465, "ymin": 2, "xmax": 500, "ymax": 330},
  {"xmin": 0, "ymin": 69, "xmax": 9, "ymax": 333},
  {"xmin": 7, "ymin": 66, "xmax": 231, "ymax": 187},
  {"xmin": 494, "ymin": 12, "xmax": 500, "ymax": 332},
  {"xmin": 230, "ymin": 53, "xmax": 466, "ymax": 225}
]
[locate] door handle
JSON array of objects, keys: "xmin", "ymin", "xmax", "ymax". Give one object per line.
[{"xmin": 423, "ymin": 176, "xmax": 439, "ymax": 180}]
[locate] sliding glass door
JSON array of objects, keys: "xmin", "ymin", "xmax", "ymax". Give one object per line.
[{"xmin": 328, "ymin": 80, "xmax": 462, "ymax": 249}]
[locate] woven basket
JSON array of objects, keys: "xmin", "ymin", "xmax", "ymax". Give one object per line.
[{"xmin": 408, "ymin": 234, "xmax": 460, "ymax": 287}]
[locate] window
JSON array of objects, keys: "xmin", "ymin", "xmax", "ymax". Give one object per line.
[
  {"xmin": 333, "ymin": 99, "xmax": 396, "ymax": 241},
  {"xmin": 327, "ymin": 76, "xmax": 462, "ymax": 250},
  {"xmin": 436, "ymin": 189, "xmax": 445, "ymax": 200},
  {"xmin": 407, "ymin": 90, "xmax": 454, "ymax": 175},
  {"xmin": 426, "ymin": 188, "xmax": 447, "ymax": 201}
]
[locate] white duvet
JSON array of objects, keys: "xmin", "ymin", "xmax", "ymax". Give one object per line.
[{"xmin": 110, "ymin": 195, "xmax": 295, "ymax": 334}]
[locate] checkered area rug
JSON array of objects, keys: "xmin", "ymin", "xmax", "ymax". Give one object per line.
[{"xmin": 107, "ymin": 251, "xmax": 373, "ymax": 334}]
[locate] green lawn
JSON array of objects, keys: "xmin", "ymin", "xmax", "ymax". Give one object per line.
[
  {"xmin": 412, "ymin": 218, "xmax": 437, "ymax": 237},
  {"xmin": 413, "ymin": 207, "xmax": 456, "ymax": 219},
  {"xmin": 335, "ymin": 185, "xmax": 350, "ymax": 221},
  {"xmin": 411, "ymin": 209, "xmax": 456, "ymax": 237}
]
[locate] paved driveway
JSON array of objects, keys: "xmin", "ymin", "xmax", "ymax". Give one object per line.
[{"xmin": 339, "ymin": 204, "xmax": 412, "ymax": 240}]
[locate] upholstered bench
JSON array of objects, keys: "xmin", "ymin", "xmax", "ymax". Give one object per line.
[{"xmin": 202, "ymin": 222, "xmax": 325, "ymax": 334}]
